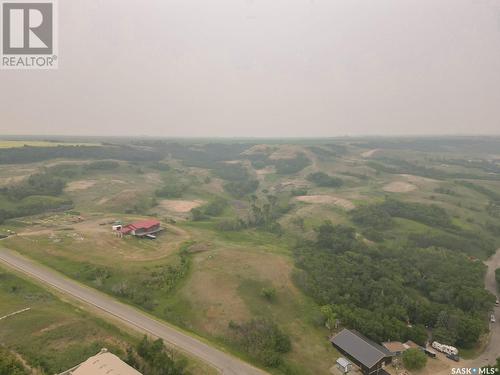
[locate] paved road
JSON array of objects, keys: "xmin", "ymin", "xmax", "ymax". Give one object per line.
[{"xmin": 0, "ymin": 248, "xmax": 267, "ymax": 375}]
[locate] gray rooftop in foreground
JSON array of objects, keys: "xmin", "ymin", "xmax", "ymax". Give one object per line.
[{"xmin": 330, "ymin": 329, "xmax": 392, "ymax": 369}]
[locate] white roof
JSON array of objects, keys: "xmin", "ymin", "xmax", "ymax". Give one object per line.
[
  {"xmin": 71, "ymin": 351, "xmax": 142, "ymax": 375},
  {"xmin": 336, "ymin": 357, "xmax": 352, "ymax": 367}
]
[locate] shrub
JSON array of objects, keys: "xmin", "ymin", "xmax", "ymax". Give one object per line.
[
  {"xmin": 261, "ymin": 287, "xmax": 277, "ymax": 301},
  {"xmin": 307, "ymin": 172, "xmax": 343, "ymax": 187},
  {"xmin": 402, "ymin": 348, "xmax": 427, "ymax": 370}
]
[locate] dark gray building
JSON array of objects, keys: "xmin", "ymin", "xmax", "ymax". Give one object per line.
[{"xmin": 330, "ymin": 329, "xmax": 393, "ymax": 375}]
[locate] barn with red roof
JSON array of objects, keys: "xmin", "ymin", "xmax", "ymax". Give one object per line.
[{"xmin": 120, "ymin": 219, "xmax": 162, "ymax": 238}]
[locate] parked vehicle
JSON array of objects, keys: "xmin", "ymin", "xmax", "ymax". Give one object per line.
[
  {"xmin": 432, "ymin": 341, "xmax": 459, "ymax": 356},
  {"xmin": 491, "ymin": 314, "xmax": 496, "ymax": 323},
  {"xmin": 446, "ymin": 354, "xmax": 460, "ymax": 362},
  {"xmin": 495, "ymin": 298, "xmax": 499, "ymax": 307}
]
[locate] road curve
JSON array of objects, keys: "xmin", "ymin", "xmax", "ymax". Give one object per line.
[
  {"xmin": 0, "ymin": 248, "xmax": 267, "ymax": 375},
  {"xmin": 465, "ymin": 248, "xmax": 500, "ymax": 369}
]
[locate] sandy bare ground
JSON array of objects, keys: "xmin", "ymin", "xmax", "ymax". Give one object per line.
[
  {"xmin": 160, "ymin": 199, "xmax": 205, "ymax": 213},
  {"xmin": 383, "ymin": 181, "xmax": 417, "ymax": 193},
  {"xmin": 65, "ymin": 180, "xmax": 97, "ymax": 192},
  {"xmin": 361, "ymin": 149, "xmax": 380, "ymax": 158},
  {"xmin": 295, "ymin": 195, "xmax": 355, "ymax": 210}
]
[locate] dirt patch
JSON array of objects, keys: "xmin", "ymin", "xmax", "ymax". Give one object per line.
[
  {"xmin": 361, "ymin": 149, "xmax": 380, "ymax": 158},
  {"xmin": 255, "ymin": 166, "xmax": 275, "ymax": 176},
  {"xmin": 295, "ymin": 195, "xmax": 355, "ymax": 210},
  {"xmin": 65, "ymin": 180, "xmax": 97, "ymax": 192},
  {"xmin": 383, "ymin": 181, "xmax": 417, "ymax": 193},
  {"xmin": 160, "ymin": 199, "xmax": 205, "ymax": 213}
]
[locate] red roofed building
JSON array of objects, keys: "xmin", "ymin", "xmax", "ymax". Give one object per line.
[{"xmin": 120, "ymin": 219, "xmax": 162, "ymax": 237}]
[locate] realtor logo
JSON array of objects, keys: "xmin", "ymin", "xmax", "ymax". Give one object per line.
[{"xmin": 1, "ymin": 0, "xmax": 58, "ymax": 69}]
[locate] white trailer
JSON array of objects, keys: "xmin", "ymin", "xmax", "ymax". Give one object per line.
[{"xmin": 431, "ymin": 341, "xmax": 458, "ymax": 356}]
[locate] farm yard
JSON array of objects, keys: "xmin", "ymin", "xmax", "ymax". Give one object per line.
[{"xmin": 0, "ymin": 138, "xmax": 500, "ymax": 374}]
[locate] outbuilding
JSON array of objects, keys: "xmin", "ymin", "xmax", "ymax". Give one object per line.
[
  {"xmin": 336, "ymin": 357, "xmax": 353, "ymax": 373},
  {"xmin": 330, "ymin": 329, "xmax": 393, "ymax": 375}
]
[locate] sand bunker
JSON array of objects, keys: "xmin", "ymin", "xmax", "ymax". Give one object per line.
[
  {"xmin": 65, "ymin": 180, "xmax": 97, "ymax": 192},
  {"xmin": 383, "ymin": 181, "xmax": 417, "ymax": 193},
  {"xmin": 160, "ymin": 199, "xmax": 205, "ymax": 213},
  {"xmin": 295, "ymin": 195, "xmax": 355, "ymax": 210}
]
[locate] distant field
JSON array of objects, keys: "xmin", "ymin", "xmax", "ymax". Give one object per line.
[{"xmin": 0, "ymin": 140, "xmax": 99, "ymax": 148}]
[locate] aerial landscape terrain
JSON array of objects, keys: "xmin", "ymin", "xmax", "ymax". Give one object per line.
[{"xmin": 0, "ymin": 136, "xmax": 499, "ymax": 375}]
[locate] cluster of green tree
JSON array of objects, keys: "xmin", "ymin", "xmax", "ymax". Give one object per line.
[
  {"xmin": 83, "ymin": 160, "xmax": 120, "ymax": 170},
  {"xmin": 0, "ymin": 145, "xmax": 163, "ymax": 164},
  {"xmin": 216, "ymin": 195, "xmax": 291, "ymax": 234},
  {"xmin": 458, "ymin": 181, "xmax": 500, "ymax": 201},
  {"xmin": 246, "ymin": 195, "xmax": 292, "ymax": 234},
  {"xmin": 110, "ymin": 246, "xmax": 191, "ymax": 311},
  {"xmin": 227, "ymin": 319, "xmax": 291, "ymax": 368},
  {"xmin": 290, "ymin": 187, "xmax": 308, "ymax": 196},
  {"xmin": 0, "ymin": 346, "xmax": 27, "ymax": 375},
  {"xmin": 293, "ymin": 221, "xmax": 494, "ymax": 347},
  {"xmin": 352, "ymin": 199, "xmax": 453, "ymax": 229},
  {"xmin": 273, "ymin": 153, "xmax": 311, "ymax": 174},
  {"xmin": 6, "ymin": 173, "xmax": 65, "ymax": 200},
  {"xmin": 224, "ymin": 179, "xmax": 259, "ymax": 198},
  {"xmin": 446, "ymin": 159, "xmax": 500, "ymax": 175},
  {"xmin": 156, "ymin": 180, "xmax": 186, "ymax": 198},
  {"xmin": 434, "ymin": 187, "xmax": 458, "ymax": 196},
  {"xmin": 402, "ymin": 348, "xmax": 427, "ymax": 370},
  {"xmin": 212, "ymin": 162, "xmax": 249, "ymax": 181},
  {"xmin": 408, "ymin": 231, "xmax": 495, "ymax": 259},
  {"xmin": 306, "ymin": 146, "xmax": 338, "ymax": 159},
  {"xmin": 246, "ymin": 151, "xmax": 311, "ymax": 175},
  {"xmin": 368, "ymin": 159, "xmax": 500, "ymax": 181},
  {"xmin": 307, "ymin": 172, "xmax": 343, "ymax": 188},
  {"xmin": 0, "ymin": 196, "xmax": 72, "ymax": 225},
  {"xmin": 126, "ymin": 336, "xmax": 188, "ymax": 375},
  {"xmin": 351, "ymin": 199, "xmax": 496, "ymax": 257},
  {"xmin": 191, "ymin": 197, "xmax": 228, "ymax": 220},
  {"xmin": 152, "ymin": 142, "xmax": 253, "ymax": 169}
]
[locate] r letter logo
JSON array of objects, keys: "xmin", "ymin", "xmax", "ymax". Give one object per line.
[{"xmin": 1, "ymin": 0, "xmax": 58, "ymax": 69}]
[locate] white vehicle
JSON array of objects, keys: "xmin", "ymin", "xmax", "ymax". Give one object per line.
[
  {"xmin": 491, "ymin": 314, "xmax": 496, "ymax": 323},
  {"xmin": 432, "ymin": 341, "xmax": 459, "ymax": 356}
]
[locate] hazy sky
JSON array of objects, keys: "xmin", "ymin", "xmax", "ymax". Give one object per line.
[{"xmin": 1, "ymin": 0, "xmax": 500, "ymax": 137}]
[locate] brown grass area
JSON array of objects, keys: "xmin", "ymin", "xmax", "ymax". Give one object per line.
[
  {"xmin": 383, "ymin": 181, "xmax": 417, "ymax": 193},
  {"xmin": 160, "ymin": 199, "xmax": 205, "ymax": 213},
  {"xmin": 98, "ymin": 189, "xmax": 140, "ymax": 206},
  {"xmin": 180, "ymin": 247, "xmax": 294, "ymax": 334},
  {"xmin": 295, "ymin": 195, "xmax": 355, "ymax": 210},
  {"xmin": 65, "ymin": 180, "xmax": 97, "ymax": 192}
]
